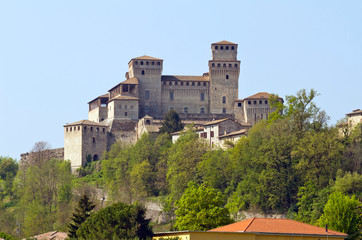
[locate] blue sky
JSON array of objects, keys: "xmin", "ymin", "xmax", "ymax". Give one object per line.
[{"xmin": 1, "ymin": 1, "xmax": 361, "ymax": 160}]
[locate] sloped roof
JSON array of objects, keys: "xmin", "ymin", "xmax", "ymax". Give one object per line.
[
  {"xmin": 161, "ymin": 75, "xmax": 209, "ymax": 82},
  {"xmin": 219, "ymin": 129, "xmax": 248, "ymax": 138},
  {"xmin": 204, "ymin": 118, "xmax": 230, "ymax": 126},
  {"xmin": 32, "ymin": 231, "xmax": 68, "ymax": 240},
  {"xmin": 346, "ymin": 109, "xmax": 362, "ymax": 116},
  {"xmin": 109, "ymin": 96, "xmax": 139, "ymax": 101},
  {"xmin": 87, "ymin": 93, "xmax": 109, "ymax": 104},
  {"xmin": 212, "ymin": 40, "xmax": 236, "ymax": 45},
  {"xmin": 209, "ymin": 218, "xmax": 347, "ymax": 236},
  {"xmin": 244, "ymin": 92, "xmax": 272, "ymax": 99},
  {"xmin": 131, "ymin": 55, "xmax": 163, "ymax": 61},
  {"xmin": 64, "ymin": 120, "xmax": 108, "ymax": 127},
  {"xmin": 121, "ymin": 77, "xmax": 139, "ymax": 85}
]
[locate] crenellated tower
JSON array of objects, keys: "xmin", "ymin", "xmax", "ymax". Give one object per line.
[
  {"xmin": 209, "ymin": 41, "xmax": 240, "ymax": 114},
  {"xmin": 128, "ymin": 56, "xmax": 163, "ymax": 117}
]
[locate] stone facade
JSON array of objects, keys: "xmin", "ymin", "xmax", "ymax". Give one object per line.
[
  {"xmin": 20, "ymin": 147, "xmax": 64, "ymax": 167},
  {"xmin": 63, "ymin": 40, "xmax": 283, "ymax": 170}
]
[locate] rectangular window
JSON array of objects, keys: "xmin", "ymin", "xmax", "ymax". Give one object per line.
[
  {"xmin": 210, "ymin": 131, "xmax": 214, "ymax": 137},
  {"xmin": 200, "ymin": 92, "xmax": 205, "ymax": 101},
  {"xmin": 222, "ymin": 108, "xmax": 226, "ymax": 114},
  {"xmin": 204, "ymin": 132, "xmax": 207, "ymax": 138},
  {"xmin": 125, "ymin": 112, "xmax": 128, "ymax": 116},
  {"xmin": 169, "ymin": 91, "xmax": 174, "ymax": 100},
  {"xmin": 145, "ymin": 90, "xmax": 150, "ymax": 100}
]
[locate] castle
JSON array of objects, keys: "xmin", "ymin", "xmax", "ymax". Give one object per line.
[{"xmin": 60, "ymin": 40, "xmax": 281, "ymax": 171}]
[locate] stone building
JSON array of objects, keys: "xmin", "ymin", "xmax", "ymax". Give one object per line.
[{"xmin": 63, "ymin": 40, "xmax": 283, "ymax": 171}]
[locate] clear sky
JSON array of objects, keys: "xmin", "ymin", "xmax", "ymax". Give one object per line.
[{"xmin": 1, "ymin": 1, "xmax": 361, "ymax": 160}]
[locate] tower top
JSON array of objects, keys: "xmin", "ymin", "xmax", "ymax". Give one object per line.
[{"xmin": 212, "ymin": 40, "xmax": 236, "ymax": 45}]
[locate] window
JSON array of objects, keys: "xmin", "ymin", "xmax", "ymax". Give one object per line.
[
  {"xmin": 254, "ymin": 101, "xmax": 257, "ymax": 104},
  {"xmin": 152, "ymin": 61, "xmax": 154, "ymax": 65},
  {"xmin": 238, "ymin": 102, "xmax": 242, "ymax": 107},
  {"xmin": 175, "ymin": 82, "xmax": 178, "ymax": 86},
  {"xmin": 226, "ymin": 46, "xmax": 229, "ymax": 50},
  {"xmin": 215, "ymin": 46, "xmax": 218, "ymax": 50},
  {"xmin": 186, "ymin": 82, "xmax": 189, "ymax": 86},
  {"xmin": 223, "ymin": 63, "xmax": 226, "ymax": 67},
  {"xmin": 74, "ymin": 126, "xmax": 76, "ymax": 131},
  {"xmin": 142, "ymin": 70, "xmax": 145, "ymax": 75},
  {"xmin": 140, "ymin": 61, "xmax": 143, "ymax": 65},
  {"xmin": 265, "ymin": 100, "xmax": 268, "ymax": 104},
  {"xmin": 78, "ymin": 126, "xmax": 80, "ymax": 130},
  {"xmin": 181, "ymin": 82, "xmax": 184, "ymax": 86},
  {"xmin": 234, "ymin": 64, "xmax": 238, "ymax": 68},
  {"xmin": 200, "ymin": 107, "xmax": 205, "ymax": 114},
  {"xmin": 84, "ymin": 126, "xmax": 87, "ymax": 131},
  {"xmin": 212, "ymin": 63, "xmax": 215, "ymax": 67},
  {"xmin": 103, "ymin": 128, "xmax": 105, "ymax": 133},
  {"xmin": 211, "ymin": 131, "xmax": 214, "ymax": 137},
  {"xmin": 157, "ymin": 62, "xmax": 160, "ymax": 65},
  {"xmin": 200, "ymin": 92, "xmax": 205, "ymax": 101},
  {"xmin": 220, "ymin": 46, "xmax": 223, "ymax": 50},
  {"xmin": 222, "ymin": 108, "xmax": 226, "ymax": 114},
  {"xmin": 125, "ymin": 112, "xmax": 128, "ymax": 116},
  {"xmin": 259, "ymin": 100, "xmax": 262, "ymax": 104},
  {"xmin": 92, "ymin": 137, "xmax": 96, "ymax": 143},
  {"xmin": 145, "ymin": 90, "xmax": 150, "ymax": 100},
  {"xmin": 222, "ymin": 96, "xmax": 226, "ymax": 104},
  {"xmin": 232, "ymin": 46, "xmax": 235, "ymax": 50},
  {"xmin": 184, "ymin": 107, "xmax": 188, "ymax": 113},
  {"xmin": 229, "ymin": 64, "xmax": 232, "ymax": 67},
  {"xmin": 122, "ymin": 84, "xmax": 128, "ymax": 92},
  {"xmin": 192, "ymin": 82, "xmax": 195, "ymax": 86},
  {"xmin": 198, "ymin": 82, "xmax": 200, "ymax": 86},
  {"xmin": 169, "ymin": 81, "xmax": 172, "ymax": 85},
  {"xmin": 169, "ymin": 91, "xmax": 174, "ymax": 100},
  {"xmin": 135, "ymin": 61, "xmax": 138, "ymax": 65},
  {"xmin": 226, "ymin": 75, "xmax": 229, "ymax": 79},
  {"xmin": 217, "ymin": 63, "xmax": 221, "ymax": 67},
  {"xmin": 146, "ymin": 120, "xmax": 151, "ymax": 125},
  {"xmin": 204, "ymin": 132, "xmax": 207, "ymax": 138},
  {"xmin": 66, "ymin": 127, "xmax": 68, "ymax": 132},
  {"xmin": 91, "ymin": 127, "xmax": 93, "ymax": 131},
  {"xmin": 146, "ymin": 61, "xmax": 149, "ymax": 65},
  {"xmin": 125, "ymin": 105, "xmax": 127, "ymax": 109},
  {"xmin": 96, "ymin": 127, "xmax": 99, "ymax": 132},
  {"xmin": 203, "ymin": 82, "xmax": 206, "ymax": 86},
  {"xmin": 248, "ymin": 101, "xmax": 251, "ymax": 104}
]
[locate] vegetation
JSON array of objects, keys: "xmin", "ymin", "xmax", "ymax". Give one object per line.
[
  {"xmin": 0, "ymin": 89, "xmax": 361, "ymax": 239},
  {"xmin": 159, "ymin": 110, "xmax": 184, "ymax": 134},
  {"xmin": 76, "ymin": 202, "xmax": 153, "ymax": 240}
]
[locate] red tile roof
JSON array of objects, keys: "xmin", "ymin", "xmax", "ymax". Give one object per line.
[
  {"xmin": 212, "ymin": 40, "xmax": 236, "ymax": 45},
  {"xmin": 244, "ymin": 92, "xmax": 272, "ymax": 99},
  {"xmin": 132, "ymin": 55, "xmax": 163, "ymax": 61},
  {"xmin": 209, "ymin": 218, "xmax": 347, "ymax": 236},
  {"xmin": 32, "ymin": 231, "xmax": 68, "ymax": 240},
  {"xmin": 121, "ymin": 77, "xmax": 139, "ymax": 85},
  {"xmin": 346, "ymin": 109, "xmax": 362, "ymax": 116}
]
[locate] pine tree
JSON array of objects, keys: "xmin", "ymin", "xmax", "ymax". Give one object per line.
[
  {"xmin": 159, "ymin": 110, "xmax": 184, "ymax": 134},
  {"xmin": 68, "ymin": 193, "xmax": 95, "ymax": 239}
]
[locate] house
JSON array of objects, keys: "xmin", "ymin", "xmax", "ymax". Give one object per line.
[{"xmin": 153, "ymin": 218, "xmax": 348, "ymax": 240}]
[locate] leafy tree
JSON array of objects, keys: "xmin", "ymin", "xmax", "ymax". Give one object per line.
[
  {"xmin": 174, "ymin": 182, "xmax": 233, "ymax": 231},
  {"xmin": 76, "ymin": 202, "xmax": 153, "ymax": 240},
  {"xmin": 0, "ymin": 232, "xmax": 16, "ymax": 240},
  {"xmin": 319, "ymin": 192, "xmax": 361, "ymax": 239},
  {"xmin": 159, "ymin": 110, "xmax": 184, "ymax": 134},
  {"xmin": 68, "ymin": 193, "xmax": 95, "ymax": 239},
  {"xmin": 332, "ymin": 170, "xmax": 362, "ymax": 198},
  {"xmin": 0, "ymin": 156, "xmax": 18, "ymax": 199}
]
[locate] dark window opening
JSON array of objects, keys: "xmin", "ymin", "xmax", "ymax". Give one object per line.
[
  {"xmin": 125, "ymin": 105, "xmax": 127, "ymax": 109},
  {"xmin": 184, "ymin": 107, "xmax": 188, "ymax": 114},
  {"xmin": 232, "ymin": 46, "xmax": 235, "ymax": 50},
  {"xmin": 175, "ymin": 82, "xmax": 178, "ymax": 86},
  {"xmin": 198, "ymin": 82, "xmax": 200, "ymax": 86},
  {"xmin": 157, "ymin": 62, "xmax": 160, "ymax": 65},
  {"xmin": 203, "ymin": 82, "xmax": 206, "ymax": 86},
  {"xmin": 140, "ymin": 61, "xmax": 143, "ymax": 65},
  {"xmin": 92, "ymin": 137, "xmax": 96, "ymax": 143},
  {"xmin": 146, "ymin": 61, "xmax": 149, "ymax": 65},
  {"xmin": 223, "ymin": 63, "xmax": 226, "ymax": 67},
  {"xmin": 125, "ymin": 112, "xmax": 128, "ymax": 116},
  {"xmin": 66, "ymin": 127, "xmax": 68, "ymax": 132},
  {"xmin": 217, "ymin": 63, "xmax": 221, "ymax": 67},
  {"xmin": 248, "ymin": 101, "xmax": 251, "ymax": 105},
  {"xmin": 226, "ymin": 75, "xmax": 229, "ymax": 79},
  {"xmin": 186, "ymin": 82, "xmax": 189, "ymax": 86},
  {"xmin": 145, "ymin": 120, "xmax": 151, "ymax": 125},
  {"xmin": 192, "ymin": 82, "xmax": 195, "ymax": 86},
  {"xmin": 254, "ymin": 101, "xmax": 257, "ymax": 104},
  {"xmin": 96, "ymin": 127, "xmax": 99, "ymax": 132},
  {"xmin": 238, "ymin": 102, "xmax": 242, "ymax": 107},
  {"xmin": 169, "ymin": 81, "xmax": 172, "ymax": 85},
  {"xmin": 84, "ymin": 126, "xmax": 87, "ymax": 131},
  {"xmin": 220, "ymin": 46, "xmax": 223, "ymax": 50},
  {"xmin": 226, "ymin": 46, "xmax": 229, "ymax": 50},
  {"xmin": 200, "ymin": 92, "xmax": 205, "ymax": 101},
  {"xmin": 135, "ymin": 61, "xmax": 138, "ymax": 65},
  {"xmin": 200, "ymin": 107, "xmax": 205, "ymax": 114},
  {"xmin": 74, "ymin": 126, "xmax": 76, "ymax": 131},
  {"xmin": 212, "ymin": 63, "xmax": 215, "ymax": 67},
  {"xmin": 78, "ymin": 126, "xmax": 80, "ymax": 130},
  {"xmin": 93, "ymin": 154, "xmax": 98, "ymax": 161},
  {"xmin": 265, "ymin": 100, "xmax": 268, "ymax": 104},
  {"xmin": 259, "ymin": 100, "xmax": 262, "ymax": 104},
  {"xmin": 91, "ymin": 127, "xmax": 93, "ymax": 131},
  {"xmin": 142, "ymin": 70, "xmax": 145, "ymax": 75},
  {"xmin": 215, "ymin": 46, "xmax": 218, "ymax": 50},
  {"xmin": 122, "ymin": 84, "xmax": 129, "ymax": 92},
  {"xmin": 222, "ymin": 96, "xmax": 226, "ymax": 104},
  {"xmin": 103, "ymin": 128, "xmax": 105, "ymax": 133},
  {"xmin": 234, "ymin": 64, "xmax": 238, "ymax": 68},
  {"xmin": 222, "ymin": 108, "xmax": 226, "ymax": 114},
  {"xmin": 229, "ymin": 64, "xmax": 232, "ymax": 67},
  {"xmin": 152, "ymin": 61, "xmax": 154, "ymax": 65},
  {"xmin": 211, "ymin": 131, "xmax": 214, "ymax": 137},
  {"xmin": 169, "ymin": 91, "xmax": 174, "ymax": 100},
  {"xmin": 181, "ymin": 82, "xmax": 183, "ymax": 86}
]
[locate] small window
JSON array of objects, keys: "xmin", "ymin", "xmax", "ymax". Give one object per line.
[
  {"xmin": 186, "ymin": 82, "xmax": 189, "ymax": 86},
  {"xmin": 220, "ymin": 46, "xmax": 223, "ymax": 50},
  {"xmin": 146, "ymin": 119, "xmax": 151, "ymax": 125},
  {"xmin": 222, "ymin": 96, "xmax": 226, "ymax": 104},
  {"xmin": 84, "ymin": 126, "xmax": 87, "ymax": 131},
  {"xmin": 265, "ymin": 100, "xmax": 268, "ymax": 104},
  {"xmin": 74, "ymin": 126, "xmax": 76, "ymax": 131},
  {"xmin": 169, "ymin": 81, "xmax": 172, "ymax": 86},
  {"xmin": 175, "ymin": 82, "xmax": 178, "ymax": 86},
  {"xmin": 125, "ymin": 105, "xmax": 128, "ymax": 109},
  {"xmin": 169, "ymin": 91, "xmax": 174, "ymax": 100},
  {"xmin": 181, "ymin": 82, "xmax": 184, "ymax": 86},
  {"xmin": 217, "ymin": 63, "xmax": 221, "ymax": 67},
  {"xmin": 192, "ymin": 82, "xmax": 195, "ymax": 86},
  {"xmin": 184, "ymin": 107, "xmax": 188, "ymax": 114},
  {"xmin": 145, "ymin": 90, "xmax": 150, "ymax": 100},
  {"xmin": 259, "ymin": 100, "xmax": 262, "ymax": 104},
  {"xmin": 142, "ymin": 70, "xmax": 145, "ymax": 75},
  {"xmin": 157, "ymin": 62, "xmax": 160, "ymax": 65},
  {"xmin": 198, "ymin": 82, "xmax": 200, "ymax": 86},
  {"xmin": 125, "ymin": 112, "xmax": 128, "ymax": 116},
  {"xmin": 140, "ymin": 61, "xmax": 143, "ymax": 65},
  {"xmin": 92, "ymin": 137, "xmax": 95, "ymax": 143},
  {"xmin": 226, "ymin": 46, "xmax": 229, "ymax": 50},
  {"xmin": 200, "ymin": 92, "xmax": 205, "ymax": 101},
  {"xmin": 203, "ymin": 82, "xmax": 206, "ymax": 86},
  {"xmin": 135, "ymin": 61, "xmax": 138, "ymax": 65},
  {"xmin": 91, "ymin": 127, "xmax": 93, "ymax": 131},
  {"xmin": 238, "ymin": 102, "xmax": 242, "ymax": 107},
  {"xmin": 222, "ymin": 108, "xmax": 226, "ymax": 114},
  {"xmin": 146, "ymin": 61, "xmax": 149, "ymax": 65},
  {"xmin": 215, "ymin": 46, "xmax": 218, "ymax": 50},
  {"xmin": 212, "ymin": 63, "xmax": 215, "ymax": 67},
  {"xmin": 226, "ymin": 75, "xmax": 229, "ymax": 79},
  {"xmin": 234, "ymin": 64, "xmax": 238, "ymax": 68},
  {"xmin": 248, "ymin": 100, "xmax": 251, "ymax": 105},
  {"xmin": 152, "ymin": 61, "xmax": 154, "ymax": 65},
  {"xmin": 66, "ymin": 127, "xmax": 68, "ymax": 132},
  {"xmin": 103, "ymin": 128, "xmax": 105, "ymax": 133},
  {"xmin": 70, "ymin": 127, "xmax": 72, "ymax": 132},
  {"xmin": 96, "ymin": 127, "xmax": 99, "ymax": 132},
  {"xmin": 200, "ymin": 107, "xmax": 205, "ymax": 114},
  {"xmin": 229, "ymin": 64, "xmax": 232, "ymax": 67},
  {"xmin": 254, "ymin": 101, "xmax": 257, "ymax": 104},
  {"xmin": 204, "ymin": 132, "xmax": 207, "ymax": 138},
  {"xmin": 211, "ymin": 131, "xmax": 214, "ymax": 137},
  {"xmin": 232, "ymin": 46, "xmax": 235, "ymax": 50}
]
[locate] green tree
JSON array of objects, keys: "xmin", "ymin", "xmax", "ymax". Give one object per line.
[
  {"xmin": 76, "ymin": 202, "xmax": 153, "ymax": 240},
  {"xmin": 0, "ymin": 232, "xmax": 17, "ymax": 240},
  {"xmin": 174, "ymin": 182, "xmax": 233, "ymax": 231},
  {"xmin": 319, "ymin": 192, "xmax": 361, "ymax": 239},
  {"xmin": 0, "ymin": 156, "xmax": 18, "ymax": 199},
  {"xmin": 159, "ymin": 110, "xmax": 184, "ymax": 134},
  {"xmin": 68, "ymin": 193, "xmax": 95, "ymax": 239}
]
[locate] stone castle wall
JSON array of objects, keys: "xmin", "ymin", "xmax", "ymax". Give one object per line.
[{"xmin": 20, "ymin": 147, "xmax": 64, "ymax": 167}]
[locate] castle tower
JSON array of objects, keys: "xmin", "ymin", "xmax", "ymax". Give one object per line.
[
  {"xmin": 209, "ymin": 41, "xmax": 240, "ymax": 114},
  {"xmin": 128, "ymin": 56, "xmax": 163, "ymax": 118}
]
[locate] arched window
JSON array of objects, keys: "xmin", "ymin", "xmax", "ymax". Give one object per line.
[
  {"xmin": 92, "ymin": 137, "xmax": 96, "ymax": 143},
  {"xmin": 142, "ymin": 70, "xmax": 145, "ymax": 75},
  {"xmin": 265, "ymin": 100, "xmax": 268, "ymax": 104},
  {"xmin": 157, "ymin": 62, "xmax": 160, "ymax": 65},
  {"xmin": 140, "ymin": 61, "xmax": 143, "ymax": 65},
  {"xmin": 135, "ymin": 61, "xmax": 138, "ymax": 65},
  {"xmin": 226, "ymin": 46, "xmax": 229, "ymax": 50},
  {"xmin": 215, "ymin": 46, "xmax": 218, "ymax": 50},
  {"xmin": 248, "ymin": 100, "xmax": 251, "ymax": 105},
  {"xmin": 145, "ymin": 119, "xmax": 151, "ymax": 125},
  {"xmin": 222, "ymin": 108, "xmax": 226, "ymax": 114},
  {"xmin": 234, "ymin": 64, "xmax": 238, "ymax": 68},
  {"xmin": 222, "ymin": 96, "xmax": 226, "ymax": 104},
  {"xmin": 184, "ymin": 107, "xmax": 188, "ymax": 114},
  {"xmin": 229, "ymin": 64, "xmax": 232, "ymax": 67},
  {"xmin": 212, "ymin": 63, "xmax": 215, "ymax": 67},
  {"xmin": 223, "ymin": 63, "xmax": 226, "ymax": 67},
  {"xmin": 259, "ymin": 100, "xmax": 262, "ymax": 104},
  {"xmin": 217, "ymin": 63, "xmax": 221, "ymax": 67},
  {"xmin": 146, "ymin": 61, "xmax": 149, "ymax": 65},
  {"xmin": 220, "ymin": 46, "xmax": 224, "ymax": 50},
  {"xmin": 200, "ymin": 107, "xmax": 205, "ymax": 114},
  {"xmin": 93, "ymin": 154, "xmax": 98, "ymax": 161},
  {"xmin": 232, "ymin": 46, "xmax": 235, "ymax": 50},
  {"xmin": 226, "ymin": 75, "xmax": 229, "ymax": 79}
]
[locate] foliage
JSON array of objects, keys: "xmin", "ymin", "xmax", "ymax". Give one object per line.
[
  {"xmin": 12, "ymin": 159, "xmax": 73, "ymax": 237},
  {"xmin": 0, "ymin": 156, "xmax": 18, "ymax": 199},
  {"xmin": 174, "ymin": 182, "xmax": 233, "ymax": 231},
  {"xmin": 159, "ymin": 110, "xmax": 184, "ymax": 134},
  {"xmin": 76, "ymin": 202, "xmax": 153, "ymax": 240},
  {"xmin": 68, "ymin": 193, "xmax": 95, "ymax": 239},
  {"xmin": 0, "ymin": 232, "xmax": 17, "ymax": 240},
  {"xmin": 318, "ymin": 192, "xmax": 361, "ymax": 239}
]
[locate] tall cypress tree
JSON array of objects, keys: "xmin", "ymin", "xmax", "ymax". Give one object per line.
[{"xmin": 68, "ymin": 193, "xmax": 95, "ymax": 239}]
